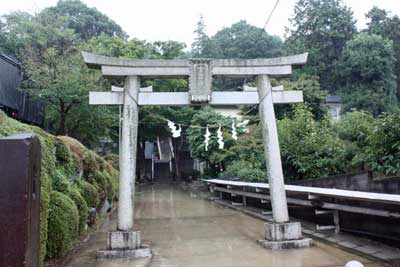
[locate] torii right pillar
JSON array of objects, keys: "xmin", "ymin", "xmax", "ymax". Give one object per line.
[{"xmin": 256, "ymin": 75, "xmax": 312, "ymax": 249}]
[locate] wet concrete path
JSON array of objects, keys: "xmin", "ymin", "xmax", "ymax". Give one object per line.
[{"xmin": 64, "ymin": 184, "xmax": 381, "ymax": 267}]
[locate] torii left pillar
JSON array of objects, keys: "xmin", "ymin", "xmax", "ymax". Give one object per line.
[{"xmin": 97, "ymin": 76, "xmax": 151, "ymax": 259}]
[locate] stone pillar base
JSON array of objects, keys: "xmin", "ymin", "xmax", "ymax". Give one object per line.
[
  {"xmin": 96, "ymin": 231, "xmax": 151, "ymax": 259},
  {"xmin": 258, "ymin": 222, "xmax": 312, "ymax": 250}
]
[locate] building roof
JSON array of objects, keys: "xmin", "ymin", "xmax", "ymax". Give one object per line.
[
  {"xmin": 326, "ymin": 95, "xmax": 341, "ymax": 104},
  {"xmin": 0, "ymin": 52, "xmax": 21, "ymax": 68}
]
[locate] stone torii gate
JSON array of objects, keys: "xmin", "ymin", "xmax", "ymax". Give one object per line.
[{"xmin": 82, "ymin": 52, "xmax": 311, "ymax": 257}]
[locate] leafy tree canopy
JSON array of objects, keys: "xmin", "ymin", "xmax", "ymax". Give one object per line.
[
  {"xmin": 336, "ymin": 32, "xmax": 397, "ymax": 115},
  {"xmin": 286, "ymin": 0, "xmax": 356, "ymax": 92},
  {"xmin": 41, "ymin": 0, "xmax": 127, "ymax": 41},
  {"xmin": 366, "ymin": 6, "xmax": 400, "ymax": 98},
  {"xmin": 186, "ymin": 107, "xmax": 237, "ymax": 175},
  {"xmin": 278, "ymin": 104, "xmax": 346, "ymax": 180},
  {"xmin": 193, "ymin": 20, "xmax": 283, "ymax": 59}
]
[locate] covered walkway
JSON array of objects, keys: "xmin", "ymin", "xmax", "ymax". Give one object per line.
[{"xmin": 64, "ymin": 185, "xmax": 381, "ymax": 267}]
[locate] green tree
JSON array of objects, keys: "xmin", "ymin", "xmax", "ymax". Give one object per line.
[
  {"xmin": 278, "ymin": 105, "xmax": 346, "ymax": 180},
  {"xmin": 201, "ymin": 20, "xmax": 283, "ymax": 59},
  {"xmin": 336, "ymin": 33, "xmax": 397, "ymax": 115},
  {"xmin": 366, "ymin": 112, "xmax": 400, "ymax": 175},
  {"xmin": 186, "ymin": 107, "xmax": 236, "ymax": 176},
  {"xmin": 149, "ymin": 40, "xmax": 187, "ymax": 59},
  {"xmin": 22, "ymin": 48, "xmax": 103, "ymax": 136},
  {"xmin": 333, "ymin": 111, "xmax": 374, "ymax": 170},
  {"xmin": 40, "ymin": 0, "xmax": 127, "ymax": 41},
  {"xmin": 286, "ymin": 0, "xmax": 356, "ymax": 92},
  {"xmin": 0, "ymin": 9, "xmax": 125, "ymax": 145},
  {"xmin": 81, "ymin": 35, "xmax": 149, "ymax": 58},
  {"xmin": 278, "ymin": 75, "xmax": 328, "ymax": 119},
  {"xmin": 366, "ymin": 7, "xmax": 400, "ymax": 98},
  {"xmin": 191, "ymin": 15, "xmax": 210, "ymax": 57}
]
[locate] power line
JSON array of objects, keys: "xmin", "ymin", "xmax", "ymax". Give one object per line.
[{"xmin": 257, "ymin": 0, "xmax": 280, "ymax": 40}]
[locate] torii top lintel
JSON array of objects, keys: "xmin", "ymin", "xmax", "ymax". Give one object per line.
[
  {"xmin": 82, "ymin": 52, "xmax": 307, "ymax": 77},
  {"xmin": 82, "ymin": 51, "xmax": 307, "ymax": 104}
]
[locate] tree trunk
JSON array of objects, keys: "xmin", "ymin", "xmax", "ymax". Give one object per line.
[
  {"xmin": 58, "ymin": 101, "xmax": 66, "ymax": 135},
  {"xmin": 174, "ymin": 137, "xmax": 182, "ymax": 180}
]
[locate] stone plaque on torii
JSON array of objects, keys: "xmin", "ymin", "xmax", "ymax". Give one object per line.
[{"xmin": 82, "ymin": 51, "xmax": 311, "ymax": 258}]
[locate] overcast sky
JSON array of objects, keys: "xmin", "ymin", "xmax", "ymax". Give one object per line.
[{"xmin": 1, "ymin": 0, "xmax": 400, "ymax": 47}]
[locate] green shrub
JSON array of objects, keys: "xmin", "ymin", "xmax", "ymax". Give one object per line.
[
  {"xmin": 103, "ymin": 153, "xmax": 119, "ymax": 170},
  {"xmin": 68, "ymin": 187, "xmax": 89, "ymax": 233},
  {"xmin": 104, "ymin": 168, "xmax": 119, "ymax": 201},
  {"xmin": 221, "ymin": 161, "xmax": 266, "ymax": 182},
  {"xmin": 52, "ymin": 169, "xmax": 71, "ymax": 193},
  {"xmin": 0, "ymin": 112, "xmax": 119, "ymax": 265},
  {"xmin": 77, "ymin": 180, "xmax": 100, "ymax": 208},
  {"xmin": 366, "ymin": 112, "xmax": 400, "ymax": 175},
  {"xmin": 55, "ymin": 138, "xmax": 75, "ymax": 177},
  {"xmin": 278, "ymin": 105, "xmax": 347, "ymax": 180},
  {"xmin": 82, "ymin": 150, "xmax": 99, "ymax": 177},
  {"xmin": 46, "ymin": 191, "xmax": 79, "ymax": 259},
  {"xmin": 0, "ymin": 112, "xmax": 53, "ymax": 266}
]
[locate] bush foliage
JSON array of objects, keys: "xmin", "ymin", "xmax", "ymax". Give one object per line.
[
  {"xmin": 0, "ymin": 112, "xmax": 119, "ymax": 265},
  {"xmin": 77, "ymin": 180, "xmax": 100, "ymax": 209},
  {"xmin": 46, "ymin": 191, "xmax": 79, "ymax": 258}
]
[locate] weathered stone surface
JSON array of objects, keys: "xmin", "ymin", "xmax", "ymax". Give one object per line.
[
  {"xmin": 258, "ymin": 238, "xmax": 312, "ymax": 250},
  {"xmin": 118, "ymin": 76, "xmax": 139, "ymax": 231},
  {"xmin": 257, "ymin": 75, "xmax": 289, "ymax": 223},
  {"xmin": 265, "ymin": 222, "xmax": 303, "ymax": 241},
  {"xmin": 189, "ymin": 59, "xmax": 212, "ymax": 103},
  {"xmin": 89, "ymin": 90, "xmax": 303, "ymax": 106},
  {"xmin": 106, "ymin": 231, "xmax": 141, "ymax": 250},
  {"xmin": 82, "ymin": 51, "xmax": 308, "ymax": 69},
  {"xmin": 96, "ymin": 247, "xmax": 151, "ymax": 259}
]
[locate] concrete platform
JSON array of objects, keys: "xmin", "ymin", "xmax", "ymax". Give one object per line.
[
  {"xmin": 258, "ymin": 238, "xmax": 312, "ymax": 250},
  {"xmin": 96, "ymin": 247, "xmax": 151, "ymax": 259}
]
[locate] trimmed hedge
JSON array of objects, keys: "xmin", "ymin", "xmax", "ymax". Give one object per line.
[
  {"xmin": 46, "ymin": 191, "xmax": 79, "ymax": 258},
  {"xmin": 103, "ymin": 153, "xmax": 119, "ymax": 170},
  {"xmin": 0, "ymin": 112, "xmax": 53, "ymax": 266},
  {"xmin": 0, "ymin": 112, "xmax": 119, "ymax": 265},
  {"xmin": 67, "ymin": 187, "xmax": 89, "ymax": 233},
  {"xmin": 77, "ymin": 180, "xmax": 100, "ymax": 209}
]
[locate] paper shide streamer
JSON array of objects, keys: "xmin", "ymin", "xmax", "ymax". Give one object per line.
[
  {"xmin": 217, "ymin": 124, "xmax": 224, "ymax": 149},
  {"xmin": 167, "ymin": 120, "xmax": 181, "ymax": 138},
  {"xmin": 204, "ymin": 126, "xmax": 211, "ymax": 151},
  {"xmin": 231, "ymin": 120, "xmax": 238, "ymax": 140},
  {"xmin": 166, "ymin": 118, "xmax": 250, "ymax": 151}
]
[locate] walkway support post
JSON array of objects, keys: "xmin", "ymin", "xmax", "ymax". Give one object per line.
[{"xmin": 256, "ymin": 75, "xmax": 312, "ymax": 249}]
